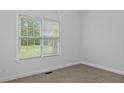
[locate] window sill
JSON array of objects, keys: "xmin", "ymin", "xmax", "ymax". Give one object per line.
[
  {"xmin": 43, "ymin": 54, "xmax": 60, "ymax": 57},
  {"xmin": 16, "ymin": 56, "xmax": 41, "ymax": 61},
  {"xmin": 16, "ymin": 54, "xmax": 61, "ymax": 61}
]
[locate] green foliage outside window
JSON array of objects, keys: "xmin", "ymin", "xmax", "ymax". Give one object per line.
[{"xmin": 19, "ymin": 15, "xmax": 60, "ymax": 58}]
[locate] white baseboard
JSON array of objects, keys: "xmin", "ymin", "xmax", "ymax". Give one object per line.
[
  {"xmin": 1, "ymin": 61, "xmax": 123, "ymax": 82},
  {"xmin": 0, "ymin": 61, "xmax": 80, "ymax": 82},
  {"xmin": 81, "ymin": 61, "xmax": 124, "ymax": 76}
]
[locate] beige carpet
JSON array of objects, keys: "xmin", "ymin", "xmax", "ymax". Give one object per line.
[{"xmin": 7, "ymin": 64, "xmax": 124, "ymax": 83}]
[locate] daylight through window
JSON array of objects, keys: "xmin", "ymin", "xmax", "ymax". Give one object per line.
[{"xmin": 19, "ymin": 15, "xmax": 60, "ymax": 59}]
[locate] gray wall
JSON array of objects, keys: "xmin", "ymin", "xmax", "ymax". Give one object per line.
[
  {"xmin": 0, "ymin": 10, "xmax": 82, "ymax": 81},
  {"xmin": 81, "ymin": 11, "xmax": 124, "ymax": 72}
]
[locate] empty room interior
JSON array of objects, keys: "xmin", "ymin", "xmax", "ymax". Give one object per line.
[{"xmin": 0, "ymin": 10, "xmax": 124, "ymax": 83}]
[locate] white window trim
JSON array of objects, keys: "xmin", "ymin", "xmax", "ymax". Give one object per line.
[{"xmin": 16, "ymin": 12, "xmax": 61, "ymax": 60}]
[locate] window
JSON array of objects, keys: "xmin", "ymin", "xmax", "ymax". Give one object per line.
[
  {"xmin": 43, "ymin": 19, "xmax": 60, "ymax": 56},
  {"xmin": 18, "ymin": 15, "xmax": 60, "ymax": 59}
]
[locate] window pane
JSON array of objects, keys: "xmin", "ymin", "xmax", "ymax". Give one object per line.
[
  {"xmin": 43, "ymin": 38, "xmax": 59, "ymax": 56},
  {"xmin": 21, "ymin": 37, "xmax": 28, "ymax": 46},
  {"xmin": 28, "ymin": 18, "xmax": 41, "ymax": 37},
  {"xmin": 33, "ymin": 19, "xmax": 41, "ymax": 37},
  {"xmin": 20, "ymin": 38, "xmax": 41, "ymax": 58},
  {"xmin": 35, "ymin": 38, "xmax": 40, "ymax": 45},
  {"xmin": 21, "ymin": 17, "xmax": 28, "ymax": 36},
  {"xmin": 19, "ymin": 16, "xmax": 41, "ymax": 58},
  {"xmin": 43, "ymin": 20, "xmax": 59, "ymax": 37},
  {"xmin": 28, "ymin": 26, "xmax": 33, "ymax": 36},
  {"xmin": 28, "ymin": 38, "xmax": 34, "ymax": 45},
  {"xmin": 20, "ymin": 16, "xmax": 41, "ymax": 37},
  {"xmin": 28, "ymin": 18, "xmax": 33, "ymax": 27}
]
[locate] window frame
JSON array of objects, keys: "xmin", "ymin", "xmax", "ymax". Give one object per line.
[{"xmin": 16, "ymin": 14, "xmax": 61, "ymax": 60}]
